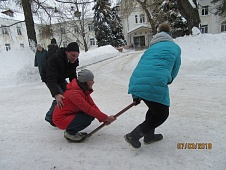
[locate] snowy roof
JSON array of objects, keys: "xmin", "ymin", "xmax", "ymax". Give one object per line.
[{"xmin": 127, "ymin": 24, "xmax": 151, "ymax": 34}]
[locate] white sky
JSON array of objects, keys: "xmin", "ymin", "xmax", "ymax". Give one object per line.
[{"xmin": 0, "ymin": 33, "xmax": 226, "ymax": 170}]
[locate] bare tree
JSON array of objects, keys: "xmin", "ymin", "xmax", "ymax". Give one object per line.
[
  {"xmin": 21, "ymin": 0, "xmax": 37, "ymax": 51},
  {"xmin": 211, "ymin": 0, "xmax": 226, "ymax": 17}
]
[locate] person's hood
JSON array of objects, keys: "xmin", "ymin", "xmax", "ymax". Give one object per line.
[
  {"xmin": 150, "ymin": 32, "xmax": 174, "ymax": 46},
  {"xmin": 66, "ymin": 79, "xmax": 93, "ymax": 94},
  {"xmin": 48, "ymin": 44, "xmax": 58, "ymax": 49}
]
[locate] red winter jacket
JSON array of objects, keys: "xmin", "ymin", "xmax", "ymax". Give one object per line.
[{"xmin": 53, "ymin": 79, "xmax": 108, "ymax": 130}]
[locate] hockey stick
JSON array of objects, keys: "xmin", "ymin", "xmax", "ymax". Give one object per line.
[{"xmin": 85, "ymin": 101, "xmax": 136, "ymax": 139}]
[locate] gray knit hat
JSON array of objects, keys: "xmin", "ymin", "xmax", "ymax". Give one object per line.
[{"xmin": 77, "ymin": 69, "xmax": 94, "ymax": 83}]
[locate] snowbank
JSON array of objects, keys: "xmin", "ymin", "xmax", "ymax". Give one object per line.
[{"xmin": 0, "ymin": 45, "xmax": 119, "ymax": 87}]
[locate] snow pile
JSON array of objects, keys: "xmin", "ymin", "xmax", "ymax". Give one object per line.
[
  {"xmin": 0, "ymin": 48, "xmax": 40, "ymax": 86},
  {"xmin": 175, "ymin": 33, "xmax": 226, "ymax": 76},
  {"xmin": 79, "ymin": 45, "xmax": 119, "ymax": 67},
  {"xmin": 0, "ymin": 45, "xmax": 119, "ymax": 87}
]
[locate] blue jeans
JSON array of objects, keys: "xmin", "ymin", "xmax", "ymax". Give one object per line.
[
  {"xmin": 66, "ymin": 112, "xmax": 95, "ymax": 135},
  {"xmin": 45, "ymin": 81, "xmax": 67, "ymax": 122}
]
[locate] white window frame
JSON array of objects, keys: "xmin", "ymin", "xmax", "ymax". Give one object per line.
[
  {"xmin": 140, "ymin": 14, "xmax": 145, "ymax": 23},
  {"xmin": 5, "ymin": 43, "xmax": 11, "ymax": 51},
  {"xmin": 202, "ymin": 6, "xmax": 208, "ymax": 16},
  {"xmin": 74, "ymin": 26, "xmax": 79, "ymax": 33},
  {"xmin": 17, "ymin": 26, "xmax": 22, "ymax": 35},
  {"xmin": 88, "ymin": 23, "xmax": 94, "ymax": 31},
  {"xmin": 20, "ymin": 43, "xmax": 24, "ymax": 48},
  {"xmin": 63, "ymin": 41, "xmax": 67, "ymax": 48},
  {"xmin": 61, "ymin": 27, "xmax": 66, "ymax": 34},
  {"xmin": 90, "ymin": 38, "xmax": 95, "ymax": 45},
  {"xmin": 135, "ymin": 15, "xmax": 138, "ymax": 23},
  {"xmin": 2, "ymin": 25, "xmax": 9, "ymax": 35},
  {"xmin": 221, "ymin": 23, "xmax": 226, "ymax": 32},
  {"xmin": 200, "ymin": 25, "xmax": 208, "ymax": 33}
]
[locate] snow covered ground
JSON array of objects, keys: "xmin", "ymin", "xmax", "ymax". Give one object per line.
[{"xmin": 0, "ymin": 33, "xmax": 226, "ymax": 170}]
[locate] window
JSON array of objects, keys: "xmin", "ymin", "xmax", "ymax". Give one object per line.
[
  {"xmin": 221, "ymin": 23, "xmax": 226, "ymax": 32},
  {"xmin": 63, "ymin": 42, "xmax": 67, "ymax": 48},
  {"xmin": 202, "ymin": 6, "xmax": 208, "ymax": 15},
  {"xmin": 20, "ymin": 43, "xmax": 24, "ymax": 48},
  {"xmin": 88, "ymin": 23, "xmax": 94, "ymax": 31},
  {"xmin": 17, "ymin": 27, "xmax": 22, "ymax": 35},
  {"xmin": 74, "ymin": 26, "xmax": 79, "ymax": 33},
  {"xmin": 90, "ymin": 38, "xmax": 95, "ymax": 45},
  {"xmin": 200, "ymin": 25, "xmax": 208, "ymax": 33},
  {"xmin": 135, "ymin": 15, "xmax": 138, "ymax": 23},
  {"xmin": 61, "ymin": 27, "xmax": 66, "ymax": 34},
  {"xmin": 5, "ymin": 44, "xmax": 11, "ymax": 51},
  {"xmin": 2, "ymin": 25, "xmax": 9, "ymax": 34},
  {"xmin": 140, "ymin": 14, "xmax": 145, "ymax": 23}
]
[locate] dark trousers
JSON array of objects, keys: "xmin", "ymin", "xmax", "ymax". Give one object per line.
[
  {"xmin": 45, "ymin": 81, "xmax": 67, "ymax": 122},
  {"xmin": 66, "ymin": 112, "xmax": 95, "ymax": 135},
  {"xmin": 139, "ymin": 100, "xmax": 169, "ymax": 134}
]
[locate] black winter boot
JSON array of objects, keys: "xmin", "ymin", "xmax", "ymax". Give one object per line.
[
  {"xmin": 124, "ymin": 126, "xmax": 144, "ymax": 148},
  {"xmin": 143, "ymin": 129, "xmax": 163, "ymax": 144}
]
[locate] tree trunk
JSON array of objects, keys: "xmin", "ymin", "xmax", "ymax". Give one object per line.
[
  {"xmin": 21, "ymin": 0, "xmax": 37, "ymax": 52},
  {"xmin": 136, "ymin": 0, "xmax": 157, "ymax": 35},
  {"xmin": 176, "ymin": 0, "xmax": 200, "ymax": 34}
]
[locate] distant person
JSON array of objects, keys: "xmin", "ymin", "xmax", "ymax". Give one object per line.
[
  {"xmin": 124, "ymin": 23, "xmax": 181, "ymax": 148},
  {"xmin": 42, "ymin": 42, "xmax": 80, "ymax": 126},
  {"xmin": 34, "ymin": 44, "xmax": 48, "ymax": 76},
  {"xmin": 47, "ymin": 38, "xmax": 59, "ymax": 59},
  {"xmin": 53, "ymin": 69, "xmax": 116, "ymax": 142}
]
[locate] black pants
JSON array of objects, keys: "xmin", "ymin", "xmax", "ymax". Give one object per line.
[
  {"xmin": 66, "ymin": 112, "xmax": 95, "ymax": 135},
  {"xmin": 139, "ymin": 100, "xmax": 169, "ymax": 134}
]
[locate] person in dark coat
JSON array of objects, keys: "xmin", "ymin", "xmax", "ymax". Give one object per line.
[
  {"xmin": 47, "ymin": 38, "xmax": 59, "ymax": 59},
  {"xmin": 124, "ymin": 23, "xmax": 181, "ymax": 148},
  {"xmin": 44, "ymin": 42, "xmax": 80, "ymax": 126},
  {"xmin": 34, "ymin": 44, "xmax": 48, "ymax": 76}
]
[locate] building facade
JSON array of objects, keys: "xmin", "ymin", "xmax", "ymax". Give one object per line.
[{"xmin": 0, "ymin": 1, "xmax": 225, "ymax": 53}]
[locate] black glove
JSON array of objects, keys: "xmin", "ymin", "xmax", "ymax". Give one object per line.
[{"xmin": 133, "ymin": 98, "xmax": 141, "ymax": 106}]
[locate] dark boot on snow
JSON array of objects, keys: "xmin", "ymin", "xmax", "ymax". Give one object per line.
[
  {"xmin": 143, "ymin": 129, "xmax": 163, "ymax": 144},
  {"xmin": 124, "ymin": 126, "xmax": 144, "ymax": 148}
]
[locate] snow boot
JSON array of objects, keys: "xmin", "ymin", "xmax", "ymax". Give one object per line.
[
  {"xmin": 143, "ymin": 129, "xmax": 163, "ymax": 144},
  {"xmin": 64, "ymin": 131, "xmax": 87, "ymax": 142},
  {"xmin": 124, "ymin": 126, "xmax": 144, "ymax": 148}
]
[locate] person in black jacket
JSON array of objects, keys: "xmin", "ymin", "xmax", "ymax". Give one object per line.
[
  {"xmin": 44, "ymin": 42, "xmax": 80, "ymax": 126},
  {"xmin": 47, "ymin": 38, "xmax": 59, "ymax": 59}
]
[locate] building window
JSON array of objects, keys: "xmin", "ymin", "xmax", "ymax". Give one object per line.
[
  {"xmin": 20, "ymin": 43, "xmax": 24, "ymax": 48},
  {"xmin": 5, "ymin": 44, "xmax": 11, "ymax": 51},
  {"xmin": 63, "ymin": 41, "xmax": 67, "ymax": 47},
  {"xmin": 88, "ymin": 23, "xmax": 94, "ymax": 31},
  {"xmin": 140, "ymin": 14, "xmax": 145, "ymax": 23},
  {"xmin": 135, "ymin": 15, "xmax": 138, "ymax": 23},
  {"xmin": 61, "ymin": 27, "xmax": 66, "ymax": 34},
  {"xmin": 2, "ymin": 25, "xmax": 9, "ymax": 34},
  {"xmin": 17, "ymin": 26, "xmax": 22, "ymax": 35},
  {"xmin": 221, "ymin": 23, "xmax": 226, "ymax": 32},
  {"xmin": 90, "ymin": 38, "xmax": 95, "ymax": 45},
  {"xmin": 74, "ymin": 26, "xmax": 79, "ymax": 33},
  {"xmin": 202, "ymin": 6, "xmax": 208, "ymax": 15},
  {"xmin": 200, "ymin": 25, "xmax": 208, "ymax": 33}
]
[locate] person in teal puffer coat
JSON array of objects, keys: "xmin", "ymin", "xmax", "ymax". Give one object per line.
[{"xmin": 125, "ymin": 23, "xmax": 181, "ymax": 149}]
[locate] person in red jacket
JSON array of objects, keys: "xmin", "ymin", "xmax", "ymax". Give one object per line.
[{"xmin": 53, "ymin": 69, "xmax": 116, "ymax": 142}]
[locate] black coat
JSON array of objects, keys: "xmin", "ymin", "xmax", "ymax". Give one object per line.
[
  {"xmin": 47, "ymin": 44, "xmax": 59, "ymax": 59},
  {"xmin": 42, "ymin": 47, "xmax": 79, "ymax": 97}
]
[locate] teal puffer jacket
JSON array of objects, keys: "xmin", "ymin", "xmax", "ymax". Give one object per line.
[{"xmin": 128, "ymin": 33, "xmax": 181, "ymax": 106}]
